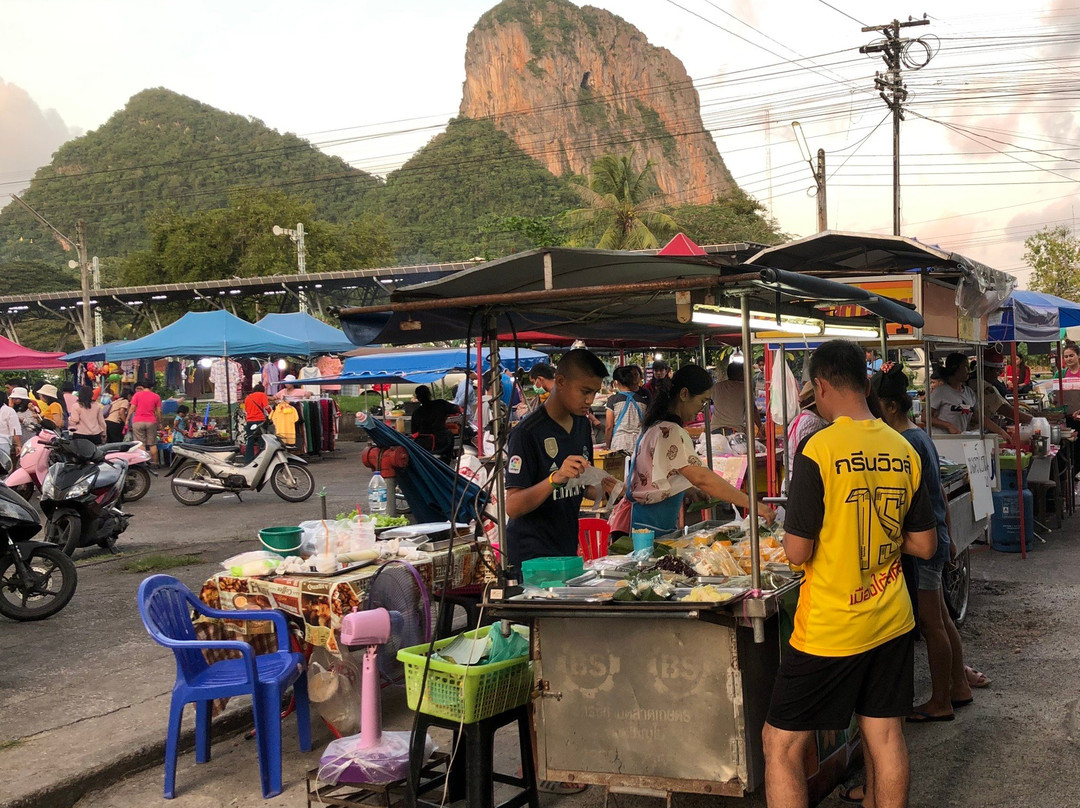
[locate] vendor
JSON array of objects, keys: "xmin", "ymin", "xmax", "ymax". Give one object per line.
[
  {"xmin": 1057, "ymin": 341, "xmax": 1080, "ymax": 379},
  {"xmin": 504, "ymin": 349, "xmax": 617, "ymax": 570},
  {"xmin": 927, "ymin": 353, "xmax": 977, "ymax": 434},
  {"xmin": 710, "ymin": 360, "xmax": 763, "ymax": 438},
  {"xmin": 610, "ymin": 365, "xmax": 775, "ymax": 536},
  {"xmin": 410, "ymin": 384, "xmax": 461, "ymax": 463},
  {"xmin": 276, "ymin": 374, "xmax": 312, "ymax": 400},
  {"xmin": 976, "ymin": 348, "xmax": 1032, "ymax": 443}
]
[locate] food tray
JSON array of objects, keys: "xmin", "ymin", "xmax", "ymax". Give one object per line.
[
  {"xmin": 275, "ymin": 559, "xmax": 377, "ymax": 578},
  {"xmin": 398, "ymin": 625, "xmax": 532, "ymax": 723}
]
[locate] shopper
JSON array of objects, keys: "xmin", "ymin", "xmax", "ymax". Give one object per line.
[
  {"xmin": 643, "ymin": 359, "xmax": 672, "ymax": 399},
  {"xmin": 505, "ymin": 349, "xmax": 617, "ymax": 568},
  {"xmin": 869, "ymin": 364, "xmax": 988, "ymax": 728},
  {"xmin": 710, "ymin": 360, "xmax": 764, "ymax": 437},
  {"xmin": 7, "ymin": 387, "xmax": 39, "ymax": 443},
  {"xmin": 1005, "ymin": 351, "xmax": 1032, "ymax": 395},
  {"xmin": 785, "ymin": 381, "xmax": 827, "ymax": 481},
  {"xmin": 129, "ymin": 381, "xmax": 163, "ymax": 465},
  {"xmin": 243, "ymin": 383, "xmax": 272, "ymax": 462},
  {"xmin": 609, "ymin": 365, "xmax": 775, "ymax": 536},
  {"xmin": 927, "ymin": 352, "xmax": 977, "ymax": 434},
  {"xmin": 762, "ymin": 340, "xmax": 937, "ymax": 808},
  {"xmin": 105, "ymin": 386, "xmax": 132, "ymax": 444},
  {"xmin": 604, "ymin": 366, "xmax": 646, "ymax": 453},
  {"xmin": 31, "ymin": 384, "xmax": 64, "ymax": 430},
  {"xmin": 68, "ymin": 385, "xmax": 107, "ymax": 445},
  {"xmin": 0, "ymin": 392, "xmax": 22, "ymax": 461},
  {"xmin": 410, "ymin": 384, "xmax": 461, "ymax": 463}
]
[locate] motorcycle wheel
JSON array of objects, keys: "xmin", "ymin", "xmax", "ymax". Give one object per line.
[
  {"xmin": 46, "ymin": 509, "xmax": 83, "ymax": 557},
  {"xmin": 0, "ymin": 544, "xmax": 77, "ymax": 621},
  {"xmin": 943, "ymin": 546, "xmax": 971, "ymax": 627},
  {"xmin": 270, "ymin": 463, "xmax": 315, "ymax": 503},
  {"xmin": 122, "ymin": 466, "xmax": 152, "ymax": 503},
  {"xmin": 171, "ymin": 462, "xmax": 213, "ymax": 506}
]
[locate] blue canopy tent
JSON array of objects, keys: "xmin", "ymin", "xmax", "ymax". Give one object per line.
[
  {"xmin": 61, "ymin": 340, "xmax": 132, "ymax": 364},
  {"xmin": 99, "ymin": 310, "xmax": 310, "ymax": 360},
  {"xmin": 255, "ymin": 312, "xmax": 355, "ymax": 355},
  {"xmin": 300, "ymin": 347, "xmax": 548, "ymax": 386},
  {"xmin": 988, "ymin": 289, "xmax": 1080, "ymax": 343}
]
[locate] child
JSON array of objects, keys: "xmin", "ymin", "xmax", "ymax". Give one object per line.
[{"xmin": 172, "ymin": 405, "xmax": 190, "ymax": 444}]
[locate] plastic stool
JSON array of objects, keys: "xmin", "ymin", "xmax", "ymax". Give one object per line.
[{"xmin": 406, "ymin": 705, "xmax": 538, "ymax": 808}]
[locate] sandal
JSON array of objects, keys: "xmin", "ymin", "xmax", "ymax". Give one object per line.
[
  {"xmin": 538, "ymin": 780, "xmax": 588, "ymax": 795},
  {"xmin": 839, "ymin": 784, "xmax": 864, "ymax": 804},
  {"xmin": 965, "ymin": 666, "xmax": 991, "ymax": 688}
]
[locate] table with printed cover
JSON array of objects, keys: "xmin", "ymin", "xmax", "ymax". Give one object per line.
[{"xmin": 197, "ymin": 541, "xmax": 498, "ymax": 653}]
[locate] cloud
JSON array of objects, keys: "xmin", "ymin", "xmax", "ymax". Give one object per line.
[{"xmin": 0, "ymin": 78, "xmax": 81, "ymax": 205}]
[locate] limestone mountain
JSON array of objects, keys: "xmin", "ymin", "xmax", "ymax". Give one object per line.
[{"xmin": 460, "ymin": 0, "xmax": 735, "ymax": 206}]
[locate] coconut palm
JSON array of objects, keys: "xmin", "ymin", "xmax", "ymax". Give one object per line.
[{"xmin": 563, "ymin": 153, "xmax": 676, "ymax": 250}]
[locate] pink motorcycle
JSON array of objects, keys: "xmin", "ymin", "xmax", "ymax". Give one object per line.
[{"xmin": 6, "ymin": 422, "xmax": 155, "ymax": 503}]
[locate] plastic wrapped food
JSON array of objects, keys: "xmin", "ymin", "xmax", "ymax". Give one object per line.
[
  {"xmin": 685, "ymin": 544, "xmax": 743, "ymax": 577},
  {"xmin": 680, "ymin": 585, "xmax": 736, "ymax": 603}
]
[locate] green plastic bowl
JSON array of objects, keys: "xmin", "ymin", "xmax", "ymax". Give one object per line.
[{"xmin": 259, "ymin": 526, "xmax": 303, "ymax": 557}]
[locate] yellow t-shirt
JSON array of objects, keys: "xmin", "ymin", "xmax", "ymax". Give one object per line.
[
  {"xmin": 784, "ymin": 417, "xmax": 937, "ymax": 657},
  {"xmin": 31, "ymin": 397, "xmax": 63, "ymax": 429},
  {"xmin": 270, "ymin": 402, "xmax": 299, "ymax": 445}
]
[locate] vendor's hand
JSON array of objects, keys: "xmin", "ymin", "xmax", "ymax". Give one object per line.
[
  {"xmin": 600, "ymin": 475, "xmax": 618, "ymax": 496},
  {"xmin": 552, "ymin": 455, "xmax": 588, "ymax": 485},
  {"xmin": 946, "ymin": 424, "xmax": 961, "ymax": 435},
  {"xmin": 684, "ymin": 487, "xmax": 709, "ymax": 504},
  {"xmin": 753, "ymin": 502, "xmax": 777, "ymax": 524}
]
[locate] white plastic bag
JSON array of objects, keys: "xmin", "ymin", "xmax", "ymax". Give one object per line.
[
  {"xmin": 769, "ymin": 350, "xmax": 801, "ymax": 426},
  {"xmin": 318, "ymin": 730, "xmax": 436, "ymax": 785}
]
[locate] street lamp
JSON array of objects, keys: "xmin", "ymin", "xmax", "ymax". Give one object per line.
[{"xmin": 273, "ymin": 223, "xmax": 308, "ymax": 314}]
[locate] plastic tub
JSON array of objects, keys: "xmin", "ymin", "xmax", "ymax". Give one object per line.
[
  {"xmin": 259, "ymin": 526, "xmax": 303, "ymax": 557},
  {"xmin": 521, "ymin": 556, "xmax": 584, "ymax": 588}
]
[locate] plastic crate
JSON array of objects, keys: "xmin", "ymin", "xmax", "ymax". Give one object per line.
[{"xmin": 398, "ymin": 625, "xmax": 532, "ymax": 723}]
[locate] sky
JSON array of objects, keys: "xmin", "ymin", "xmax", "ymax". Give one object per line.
[{"xmin": 3, "ymin": 0, "xmax": 1080, "ymax": 288}]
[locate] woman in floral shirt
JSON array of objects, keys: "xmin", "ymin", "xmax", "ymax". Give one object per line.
[{"xmin": 610, "ymin": 365, "xmax": 774, "ymax": 535}]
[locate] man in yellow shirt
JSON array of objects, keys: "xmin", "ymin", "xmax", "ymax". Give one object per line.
[{"xmin": 762, "ymin": 341, "xmax": 937, "ymax": 808}]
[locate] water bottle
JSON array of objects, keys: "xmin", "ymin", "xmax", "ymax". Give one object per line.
[{"xmin": 368, "ymin": 471, "xmax": 388, "ymax": 513}]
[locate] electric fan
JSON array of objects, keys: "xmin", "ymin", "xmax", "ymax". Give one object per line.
[{"xmin": 364, "ymin": 560, "xmax": 432, "ymax": 686}]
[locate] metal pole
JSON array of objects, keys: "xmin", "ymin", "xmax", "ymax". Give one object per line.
[
  {"xmin": 76, "ymin": 221, "xmax": 92, "ymax": 348},
  {"xmin": 1010, "ymin": 341, "xmax": 1027, "ymax": 558},
  {"xmin": 700, "ymin": 334, "xmax": 714, "ymax": 471},
  {"xmin": 487, "ymin": 325, "xmax": 508, "ymax": 576},
  {"xmin": 92, "ymin": 256, "xmax": 103, "ymax": 346},
  {"xmin": 741, "ymin": 296, "xmax": 764, "ymax": 643},
  {"xmin": 923, "ymin": 339, "xmax": 933, "ymax": 437},
  {"xmin": 816, "ymin": 149, "xmax": 827, "ymax": 232},
  {"xmin": 296, "ymin": 222, "xmax": 308, "ymax": 315},
  {"xmin": 892, "ymin": 74, "xmax": 901, "ymax": 237}
]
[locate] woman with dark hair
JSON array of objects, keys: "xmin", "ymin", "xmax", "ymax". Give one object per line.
[
  {"xmin": 68, "ymin": 384, "xmax": 106, "ymax": 445},
  {"xmin": 869, "ymin": 364, "xmax": 989, "ymax": 726},
  {"xmin": 105, "ymin": 385, "xmax": 133, "ymax": 443},
  {"xmin": 609, "ymin": 364, "xmax": 775, "ymax": 535},
  {"xmin": 410, "ymin": 384, "xmax": 461, "ymax": 463},
  {"xmin": 927, "ymin": 352, "xmax": 976, "ymax": 434},
  {"xmin": 604, "ymin": 366, "xmax": 646, "ymax": 453}
]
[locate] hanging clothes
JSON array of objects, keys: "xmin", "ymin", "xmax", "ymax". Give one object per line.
[
  {"xmin": 164, "ymin": 361, "xmax": 182, "ymax": 391},
  {"xmin": 315, "ymin": 355, "xmax": 343, "ymax": 392},
  {"xmin": 262, "ymin": 362, "xmax": 281, "ymax": 395},
  {"xmin": 271, "ymin": 401, "xmax": 300, "ymax": 446},
  {"xmin": 208, "ymin": 359, "xmax": 244, "ymax": 404},
  {"xmin": 299, "ymin": 364, "xmax": 321, "ymax": 395}
]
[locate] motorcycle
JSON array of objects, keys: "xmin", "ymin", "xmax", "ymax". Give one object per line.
[
  {"xmin": 167, "ymin": 421, "xmax": 315, "ymax": 506},
  {"xmin": 40, "ymin": 433, "xmax": 132, "ymax": 556},
  {"xmin": 0, "ymin": 483, "xmax": 77, "ymax": 621},
  {"xmin": 6, "ymin": 423, "xmax": 154, "ymax": 503}
]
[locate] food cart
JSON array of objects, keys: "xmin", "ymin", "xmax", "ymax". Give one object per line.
[{"xmin": 337, "ymin": 243, "xmax": 930, "ymax": 802}]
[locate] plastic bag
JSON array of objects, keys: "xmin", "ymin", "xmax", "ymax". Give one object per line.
[
  {"xmin": 769, "ymin": 350, "xmax": 801, "ymax": 426},
  {"xmin": 488, "ymin": 626, "xmax": 528, "ymax": 664},
  {"xmin": 221, "ymin": 550, "xmax": 280, "ymax": 577},
  {"xmin": 318, "ymin": 730, "xmax": 436, "ymax": 785}
]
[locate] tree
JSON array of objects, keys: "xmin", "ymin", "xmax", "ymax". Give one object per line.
[
  {"xmin": 562, "ymin": 153, "xmax": 676, "ymax": 250},
  {"xmin": 668, "ymin": 189, "xmax": 787, "ymax": 246},
  {"xmin": 1025, "ymin": 225, "xmax": 1080, "ymax": 300}
]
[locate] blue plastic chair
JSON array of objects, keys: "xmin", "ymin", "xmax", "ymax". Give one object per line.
[{"xmin": 137, "ymin": 574, "xmax": 311, "ymax": 799}]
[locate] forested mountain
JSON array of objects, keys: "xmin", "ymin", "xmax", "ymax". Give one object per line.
[{"xmin": 0, "ymin": 88, "xmax": 381, "ymax": 270}]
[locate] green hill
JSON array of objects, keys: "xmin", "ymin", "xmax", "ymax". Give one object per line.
[
  {"xmin": 379, "ymin": 117, "xmax": 581, "ymax": 263},
  {"xmin": 0, "ymin": 88, "xmax": 380, "ymax": 266}
]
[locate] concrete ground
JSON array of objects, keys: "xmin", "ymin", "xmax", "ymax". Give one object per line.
[{"xmin": 2, "ymin": 442, "xmax": 1077, "ymax": 808}]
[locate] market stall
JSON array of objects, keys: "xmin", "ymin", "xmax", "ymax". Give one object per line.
[
  {"xmin": 0, "ymin": 334, "xmax": 66, "ymax": 369},
  {"xmin": 335, "ymin": 245, "xmax": 925, "ymax": 803}
]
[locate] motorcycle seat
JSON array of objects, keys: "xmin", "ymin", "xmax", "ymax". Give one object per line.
[
  {"xmin": 101, "ymin": 441, "xmax": 138, "ymax": 453},
  {"xmin": 193, "ymin": 445, "xmax": 240, "ymax": 452}
]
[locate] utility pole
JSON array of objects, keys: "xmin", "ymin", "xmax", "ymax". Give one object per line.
[
  {"xmin": 272, "ymin": 222, "xmax": 308, "ymax": 314},
  {"xmin": 860, "ymin": 17, "xmax": 932, "ymax": 236},
  {"xmin": 9, "ymin": 194, "xmax": 93, "ymax": 347},
  {"xmin": 92, "ymin": 256, "xmax": 103, "ymax": 346},
  {"xmin": 791, "ymin": 122, "xmax": 828, "ymax": 232}
]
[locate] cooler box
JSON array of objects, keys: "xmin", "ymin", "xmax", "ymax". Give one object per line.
[
  {"xmin": 521, "ymin": 556, "xmax": 584, "ymax": 588},
  {"xmin": 991, "ymin": 488, "xmax": 1034, "ymax": 552}
]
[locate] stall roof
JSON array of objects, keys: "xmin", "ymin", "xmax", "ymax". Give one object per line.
[
  {"xmin": 989, "ymin": 289, "xmax": 1080, "ymax": 342},
  {"xmin": 61, "ymin": 340, "xmax": 131, "ymax": 364},
  {"xmin": 746, "ymin": 231, "xmax": 973, "ymax": 273},
  {"xmin": 337, "ymin": 246, "xmax": 924, "ymax": 346},
  {"xmin": 304, "ymin": 347, "xmax": 548, "ymax": 385},
  {"xmin": 254, "ymin": 312, "xmax": 355, "ymax": 355},
  {"xmin": 99, "ymin": 310, "xmax": 311, "ymax": 360},
  {"xmin": 0, "ymin": 334, "xmax": 65, "ymax": 370}
]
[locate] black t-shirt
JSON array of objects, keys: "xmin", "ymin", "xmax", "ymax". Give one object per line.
[
  {"xmin": 505, "ymin": 406, "xmax": 593, "ymax": 569},
  {"xmin": 411, "ymin": 400, "xmax": 459, "ymax": 435}
]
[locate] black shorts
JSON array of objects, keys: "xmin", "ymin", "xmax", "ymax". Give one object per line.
[{"xmin": 766, "ymin": 631, "xmax": 915, "ymax": 731}]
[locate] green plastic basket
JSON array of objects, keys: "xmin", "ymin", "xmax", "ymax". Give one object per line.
[{"xmin": 398, "ymin": 625, "xmax": 532, "ymax": 723}]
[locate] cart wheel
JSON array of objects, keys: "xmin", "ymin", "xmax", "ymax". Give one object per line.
[{"xmin": 943, "ymin": 546, "xmax": 970, "ymax": 627}]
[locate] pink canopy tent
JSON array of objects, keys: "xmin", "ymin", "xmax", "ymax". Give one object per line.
[{"xmin": 0, "ymin": 335, "xmax": 66, "ymax": 370}]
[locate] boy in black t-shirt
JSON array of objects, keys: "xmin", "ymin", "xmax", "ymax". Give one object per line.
[{"xmin": 505, "ymin": 349, "xmax": 618, "ymax": 570}]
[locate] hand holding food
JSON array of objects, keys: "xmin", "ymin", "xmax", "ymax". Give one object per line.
[{"xmin": 553, "ymin": 455, "xmax": 588, "ymax": 484}]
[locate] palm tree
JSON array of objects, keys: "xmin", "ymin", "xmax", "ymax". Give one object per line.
[{"xmin": 563, "ymin": 153, "xmax": 676, "ymax": 250}]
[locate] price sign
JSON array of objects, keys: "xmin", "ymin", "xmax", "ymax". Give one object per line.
[{"xmin": 962, "ymin": 439, "xmax": 994, "ymax": 521}]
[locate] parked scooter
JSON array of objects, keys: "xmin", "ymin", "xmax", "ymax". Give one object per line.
[
  {"xmin": 167, "ymin": 421, "xmax": 315, "ymax": 506},
  {"xmin": 0, "ymin": 483, "xmax": 77, "ymax": 621},
  {"xmin": 40, "ymin": 432, "xmax": 132, "ymax": 556},
  {"xmin": 6, "ymin": 424, "xmax": 154, "ymax": 503}
]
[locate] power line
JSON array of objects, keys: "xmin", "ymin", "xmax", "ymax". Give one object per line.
[{"xmin": 813, "ymin": 0, "xmax": 867, "ymax": 27}]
